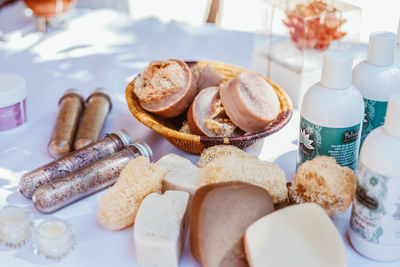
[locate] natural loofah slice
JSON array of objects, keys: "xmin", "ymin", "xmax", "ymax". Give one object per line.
[
  {"xmin": 97, "ymin": 156, "xmax": 166, "ymax": 230},
  {"xmin": 200, "ymin": 155, "xmax": 287, "ymax": 203},
  {"xmin": 197, "ymin": 145, "xmax": 251, "ymax": 168},
  {"xmin": 289, "ymin": 156, "xmax": 356, "ymax": 215}
]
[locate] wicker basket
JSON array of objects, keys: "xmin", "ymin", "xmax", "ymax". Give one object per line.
[{"xmin": 126, "ymin": 61, "xmax": 293, "ymax": 154}]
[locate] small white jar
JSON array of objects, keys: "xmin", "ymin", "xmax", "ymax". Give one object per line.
[
  {"xmin": 0, "ymin": 73, "xmax": 27, "ymax": 131},
  {"xmin": 0, "ymin": 205, "xmax": 32, "ymax": 248},
  {"xmin": 32, "ymin": 216, "xmax": 75, "ymax": 261}
]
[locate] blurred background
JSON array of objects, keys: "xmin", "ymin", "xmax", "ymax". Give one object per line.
[{"xmin": 1, "ymin": 0, "xmax": 399, "ymax": 42}]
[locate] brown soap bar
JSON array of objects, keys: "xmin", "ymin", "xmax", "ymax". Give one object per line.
[
  {"xmin": 133, "ymin": 59, "xmax": 197, "ymax": 118},
  {"xmin": 74, "ymin": 88, "xmax": 111, "ymax": 150},
  {"xmin": 197, "ymin": 64, "xmax": 223, "ymax": 91},
  {"xmin": 190, "ymin": 182, "xmax": 274, "ymax": 267},
  {"xmin": 187, "ymin": 86, "xmax": 240, "ymax": 137},
  {"xmin": 220, "ymin": 72, "xmax": 280, "ymax": 133}
]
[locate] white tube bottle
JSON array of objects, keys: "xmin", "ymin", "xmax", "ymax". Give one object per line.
[
  {"xmin": 353, "ymin": 31, "xmax": 400, "ymax": 146},
  {"xmin": 396, "ymin": 19, "xmax": 400, "ymax": 68},
  {"xmin": 349, "ymin": 92, "xmax": 400, "ymax": 261},
  {"xmin": 298, "ymin": 50, "xmax": 364, "ymax": 171}
]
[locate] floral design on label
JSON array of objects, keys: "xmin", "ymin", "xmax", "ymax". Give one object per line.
[
  {"xmin": 350, "ymin": 162, "xmax": 400, "ymax": 246},
  {"xmin": 298, "ymin": 117, "xmax": 361, "ymax": 170},
  {"xmin": 361, "ymin": 99, "xmax": 387, "ymax": 145}
]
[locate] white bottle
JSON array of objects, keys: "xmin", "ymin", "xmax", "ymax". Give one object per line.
[
  {"xmin": 298, "ymin": 50, "xmax": 364, "ymax": 171},
  {"xmin": 349, "ymin": 92, "xmax": 400, "ymax": 262},
  {"xmin": 395, "ymin": 18, "xmax": 400, "ymax": 68},
  {"xmin": 353, "ymin": 31, "xmax": 400, "ymax": 146}
]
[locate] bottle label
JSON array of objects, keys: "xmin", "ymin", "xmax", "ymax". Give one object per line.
[
  {"xmin": 361, "ymin": 98, "xmax": 387, "ymax": 145},
  {"xmin": 350, "ymin": 162, "xmax": 400, "ymax": 246},
  {"xmin": 298, "ymin": 117, "xmax": 361, "ymax": 170}
]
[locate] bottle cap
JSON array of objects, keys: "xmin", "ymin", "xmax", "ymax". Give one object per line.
[
  {"xmin": 384, "ymin": 92, "xmax": 400, "ymax": 138},
  {"xmin": 129, "ymin": 143, "xmax": 153, "ymax": 161},
  {"xmin": 0, "ymin": 73, "xmax": 26, "ymax": 108},
  {"xmin": 367, "ymin": 31, "xmax": 396, "ymax": 66},
  {"xmin": 321, "ymin": 50, "xmax": 353, "ymax": 89},
  {"xmin": 109, "ymin": 130, "xmax": 134, "ymax": 147}
]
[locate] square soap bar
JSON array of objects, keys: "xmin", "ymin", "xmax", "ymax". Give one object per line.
[
  {"xmin": 244, "ymin": 203, "xmax": 346, "ymax": 267},
  {"xmin": 156, "ymin": 154, "xmax": 200, "ymax": 195},
  {"xmin": 133, "ymin": 190, "xmax": 190, "ymax": 267}
]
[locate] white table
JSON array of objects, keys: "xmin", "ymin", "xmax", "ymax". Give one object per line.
[{"xmin": 0, "ymin": 2, "xmax": 396, "ymax": 266}]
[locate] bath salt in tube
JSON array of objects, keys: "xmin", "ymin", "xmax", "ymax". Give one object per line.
[
  {"xmin": 32, "ymin": 143, "xmax": 153, "ymax": 214},
  {"xmin": 48, "ymin": 89, "xmax": 84, "ymax": 159},
  {"xmin": 74, "ymin": 88, "xmax": 112, "ymax": 150},
  {"xmin": 19, "ymin": 130, "xmax": 133, "ymax": 199}
]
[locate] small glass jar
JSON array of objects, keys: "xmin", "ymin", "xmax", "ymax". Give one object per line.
[
  {"xmin": 0, "ymin": 205, "xmax": 32, "ymax": 248},
  {"xmin": 32, "ymin": 216, "xmax": 75, "ymax": 261}
]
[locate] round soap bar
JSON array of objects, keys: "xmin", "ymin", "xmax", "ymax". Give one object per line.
[
  {"xmin": 220, "ymin": 72, "xmax": 280, "ymax": 133},
  {"xmin": 187, "ymin": 86, "xmax": 220, "ymax": 136},
  {"xmin": 133, "ymin": 59, "xmax": 197, "ymax": 118}
]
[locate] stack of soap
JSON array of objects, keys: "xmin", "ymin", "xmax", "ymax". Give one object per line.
[{"xmin": 134, "ymin": 191, "xmax": 190, "ymax": 267}]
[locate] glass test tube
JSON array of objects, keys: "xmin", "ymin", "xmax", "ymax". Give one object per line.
[
  {"xmin": 20, "ymin": 130, "xmax": 133, "ymax": 199},
  {"xmin": 48, "ymin": 89, "xmax": 84, "ymax": 159},
  {"xmin": 32, "ymin": 143, "xmax": 153, "ymax": 214},
  {"xmin": 74, "ymin": 88, "xmax": 112, "ymax": 150}
]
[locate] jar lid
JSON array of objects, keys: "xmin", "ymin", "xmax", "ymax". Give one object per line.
[{"xmin": 0, "ymin": 73, "xmax": 26, "ymax": 108}]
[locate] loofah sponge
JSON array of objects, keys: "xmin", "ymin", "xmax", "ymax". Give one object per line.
[
  {"xmin": 97, "ymin": 156, "xmax": 166, "ymax": 230},
  {"xmin": 197, "ymin": 145, "xmax": 252, "ymax": 168},
  {"xmin": 289, "ymin": 156, "xmax": 356, "ymax": 215},
  {"xmin": 200, "ymin": 155, "xmax": 288, "ymax": 203}
]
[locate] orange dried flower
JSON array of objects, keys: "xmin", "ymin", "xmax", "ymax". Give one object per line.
[{"xmin": 283, "ymin": 1, "xmax": 347, "ymax": 51}]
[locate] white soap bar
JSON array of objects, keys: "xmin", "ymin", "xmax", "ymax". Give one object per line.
[
  {"xmin": 156, "ymin": 154, "xmax": 200, "ymax": 195},
  {"xmin": 133, "ymin": 190, "xmax": 190, "ymax": 267},
  {"xmin": 244, "ymin": 203, "xmax": 347, "ymax": 267}
]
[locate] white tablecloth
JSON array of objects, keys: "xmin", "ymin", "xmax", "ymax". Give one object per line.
[{"xmin": 0, "ymin": 3, "xmax": 397, "ymax": 266}]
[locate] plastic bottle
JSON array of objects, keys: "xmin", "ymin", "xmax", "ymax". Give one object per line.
[
  {"xmin": 298, "ymin": 50, "xmax": 364, "ymax": 170},
  {"xmin": 349, "ymin": 92, "xmax": 400, "ymax": 261},
  {"xmin": 353, "ymin": 31, "xmax": 400, "ymax": 146},
  {"xmin": 395, "ymin": 19, "xmax": 400, "ymax": 68}
]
